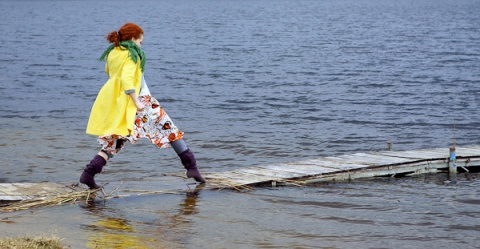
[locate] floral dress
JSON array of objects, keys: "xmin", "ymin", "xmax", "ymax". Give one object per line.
[{"xmin": 98, "ymin": 76, "xmax": 184, "ymax": 156}]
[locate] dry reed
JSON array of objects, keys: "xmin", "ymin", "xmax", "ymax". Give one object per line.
[
  {"xmin": 0, "ymin": 235, "xmax": 67, "ymax": 249},
  {"xmin": 1, "ymin": 188, "xmax": 106, "ymax": 212}
]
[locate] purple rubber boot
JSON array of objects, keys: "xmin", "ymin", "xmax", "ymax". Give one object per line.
[
  {"xmin": 178, "ymin": 149, "xmax": 206, "ymax": 183},
  {"xmin": 79, "ymin": 155, "xmax": 106, "ymax": 189}
]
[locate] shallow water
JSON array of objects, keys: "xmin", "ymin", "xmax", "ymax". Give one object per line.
[
  {"xmin": 1, "ymin": 174, "xmax": 479, "ymax": 248},
  {"xmin": 1, "ymin": 0, "xmax": 479, "ymax": 248}
]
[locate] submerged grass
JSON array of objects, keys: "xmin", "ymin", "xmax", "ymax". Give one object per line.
[{"xmin": 0, "ymin": 235, "xmax": 68, "ymax": 249}]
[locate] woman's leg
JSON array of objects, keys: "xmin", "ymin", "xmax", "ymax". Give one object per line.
[
  {"xmin": 171, "ymin": 139, "xmax": 206, "ymax": 183},
  {"xmin": 80, "ymin": 138, "xmax": 124, "ymax": 189},
  {"xmin": 171, "ymin": 139, "xmax": 188, "ymax": 154},
  {"xmin": 79, "ymin": 151, "xmax": 109, "ymax": 189}
]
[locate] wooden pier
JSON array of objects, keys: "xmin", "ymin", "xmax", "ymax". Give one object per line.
[
  {"xmin": 205, "ymin": 145, "xmax": 480, "ymax": 189},
  {"xmin": 1, "ymin": 145, "xmax": 479, "ymax": 211}
]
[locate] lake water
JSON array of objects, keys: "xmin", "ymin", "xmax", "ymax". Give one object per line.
[{"xmin": 1, "ymin": 0, "xmax": 479, "ymax": 248}]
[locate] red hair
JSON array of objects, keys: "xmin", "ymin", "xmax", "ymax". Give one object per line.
[{"xmin": 105, "ymin": 23, "xmax": 144, "ymax": 47}]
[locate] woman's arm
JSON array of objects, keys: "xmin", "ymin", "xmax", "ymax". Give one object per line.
[{"xmin": 128, "ymin": 92, "xmax": 145, "ymax": 112}]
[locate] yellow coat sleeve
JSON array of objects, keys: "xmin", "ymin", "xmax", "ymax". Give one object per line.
[{"xmin": 120, "ymin": 58, "xmax": 137, "ymax": 92}]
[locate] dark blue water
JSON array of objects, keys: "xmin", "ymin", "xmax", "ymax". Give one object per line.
[{"xmin": 1, "ymin": 0, "xmax": 479, "ymax": 248}]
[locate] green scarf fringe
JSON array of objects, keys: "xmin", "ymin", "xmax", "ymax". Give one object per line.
[{"xmin": 99, "ymin": 40, "xmax": 146, "ymax": 72}]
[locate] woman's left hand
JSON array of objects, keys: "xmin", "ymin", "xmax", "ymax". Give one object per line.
[
  {"xmin": 136, "ymin": 101, "xmax": 145, "ymax": 112},
  {"xmin": 128, "ymin": 92, "xmax": 145, "ymax": 112}
]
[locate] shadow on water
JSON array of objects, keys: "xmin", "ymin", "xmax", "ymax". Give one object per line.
[{"xmin": 79, "ymin": 184, "xmax": 205, "ymax": 249}]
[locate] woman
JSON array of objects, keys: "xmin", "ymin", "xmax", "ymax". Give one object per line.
[{"xmin": 80, "ymin": 23, "xmax": 206, "ymax": 189}]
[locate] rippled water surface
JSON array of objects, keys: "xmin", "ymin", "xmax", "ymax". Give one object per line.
[{"xmin": 1, "ymin": 0, "xmax": 479, "ymax": 248}]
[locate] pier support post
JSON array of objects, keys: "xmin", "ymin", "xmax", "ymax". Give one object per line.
[
  {"xmin": 448, "ymin": 147, "xmax": 457, "ymax": 183},
  {"xmin": 387, "ymin": 142, "xmax": 392, "ymax": 151}
]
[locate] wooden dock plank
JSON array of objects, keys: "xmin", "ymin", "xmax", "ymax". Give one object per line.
[
  {"xmin": 283, "ymin": 163, "xmax": 348, "ymax": 174},
  {"xmin": 335, "ymin": 153, "xmax": 414, "ymax": 165},
  {"xmin": 456, "ymin": 147, "xmax": 480, "ymax": 156},
  {"xmin": 208, "ymin": 171, "xmax": 274, "ymax": 185},
  {"xmin": 375, "ymin": 150, "xmax": 448, "ymax": 160},
  {"xmin": 376, "ymin": 147, "xmax": 480, "ymax": 161},
  {"xmin": 0, "ymin": 183, "xmax": 81, "ymax": 202},
  {"xmin": 236, "ymin": 168, "xmax": 301, "ymax": 179},
  {"xmin": 259, "ymin": 164, "xmax": 338, "ymax": 176},
  {"xmin": 293, "ymin": 158, "xmax": 368, "ymax": 170},
  {"xmin": 259, "ymin": 164, "xmax": 314, "ymax": 174}
]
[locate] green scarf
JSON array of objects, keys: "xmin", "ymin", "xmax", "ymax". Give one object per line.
[{"xmin": 99, "ymin": 40, "xmax": 146, "ymax": 72}]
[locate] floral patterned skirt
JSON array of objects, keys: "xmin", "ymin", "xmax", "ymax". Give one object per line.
[{"xmin": 98, "ymin": 95, "xmax": 184, "ymax": 156}]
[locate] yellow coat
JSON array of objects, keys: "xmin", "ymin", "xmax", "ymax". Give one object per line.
[{"xmin": 86, "ymin": 47, "xmax": 143, "ymax": 136}]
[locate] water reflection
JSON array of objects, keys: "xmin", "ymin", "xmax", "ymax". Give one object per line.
[
  {"xmin": 87, "ymin": 218, "xmax": 155, "ymax": 249},
  {"xmin": 81, "ymin": 184, "xmax": 205, "ymax": 249},
  {"xmin": 178, "ymin": 183, "xmax": 204, "ymax": 216}
]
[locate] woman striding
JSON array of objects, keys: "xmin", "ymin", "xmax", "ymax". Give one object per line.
[{"xmin": 80, "ymin": 23, "xmax": 206, "ymax": 189}]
